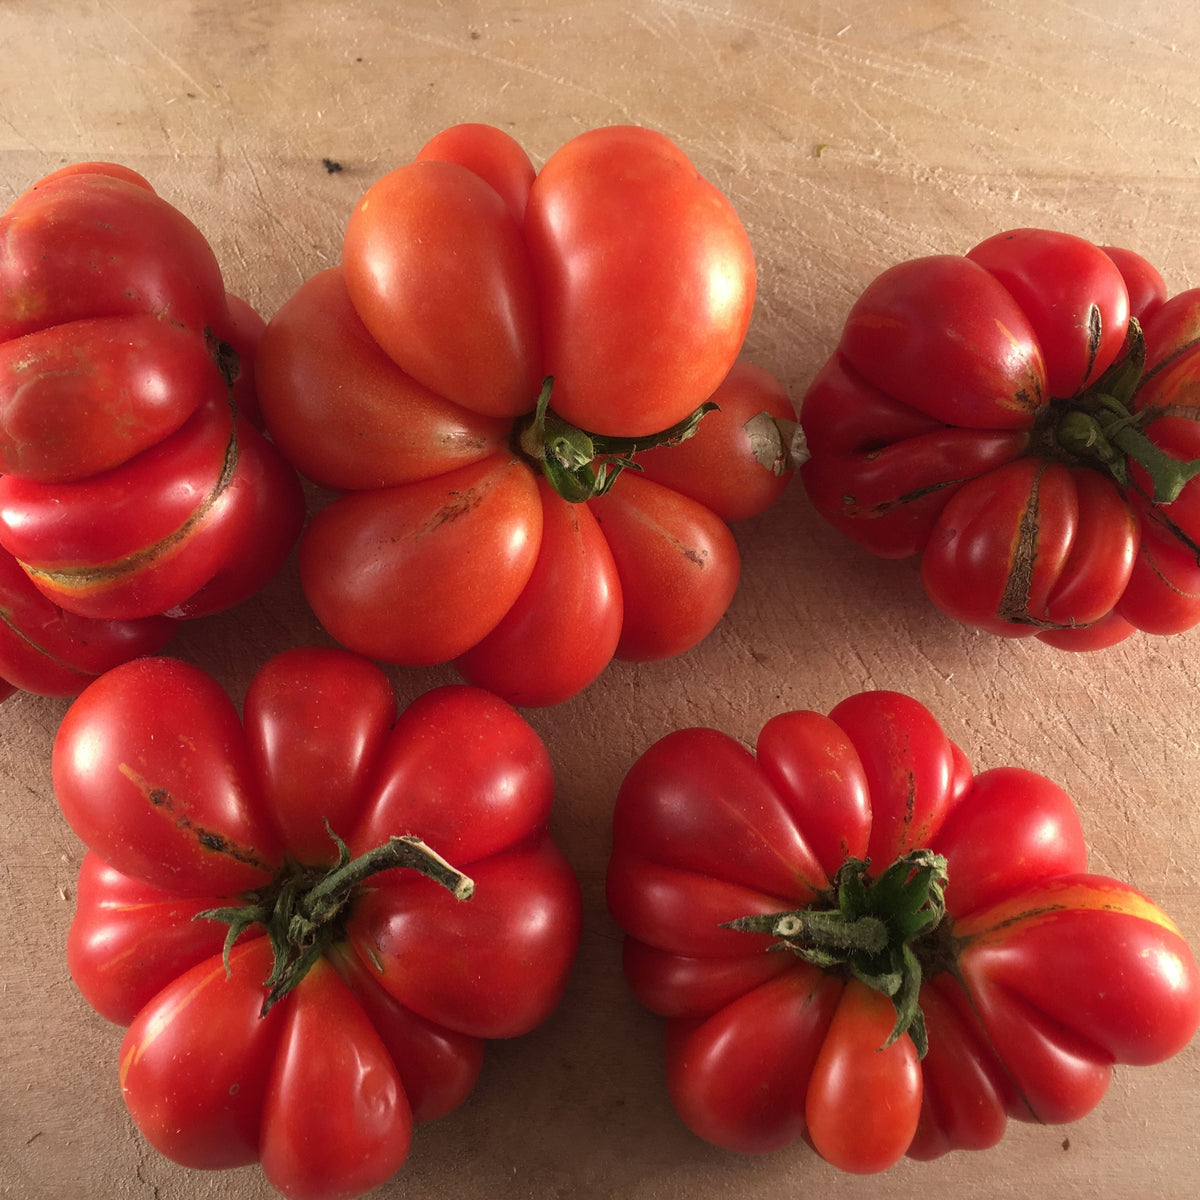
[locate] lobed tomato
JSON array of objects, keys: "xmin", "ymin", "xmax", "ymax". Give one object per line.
[
  {"xmin": 606, "ymin": 690, "xmax": 1200, "ymax": 1172},
  {"xmin": 0, "ymin": 163, "xmax": 304, "ymax": 688},
  {"xmin": 0, "ymin": 543, "xmax": 174, "ymax": 698},
  {"xmin": 256, "ymin": 123, "xmax": 793, "ymax": 706},
  {"xmin": 54, "ymin": 648, "xmax": 582, "ymax": 1200},
  {"xmin": 800, "ymin": 229, "xmax": 1200, "ymax": 649}
]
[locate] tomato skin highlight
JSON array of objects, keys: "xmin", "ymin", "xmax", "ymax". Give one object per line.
[
  {"xmin": 299, "ymin": 455, "xmax": 544, "ymax": 666},
  {"xmin": 905, "ymin": 975, "xmax": 1011, "ymax": 1159},
  {"xmin": 920, "ymin": 458, "xmax": 1078, "ymax": 638},
  {"xmin": 634, "ymin": 361, "xmax": 795, "ymax": 523},
  {"xmin": 162, "ymin": 414, "xmax": 305, "ymax": 621},
  {"xmin": 53, "ymin": 657, "xmax": 282, "ymax": 897},
  {"xmin": 119, "ymin": 937, "xmax": 291, "ymax": 1170},
  {"xmin": 66, "ymin": 852, "xmax": 230, "ymax": 1025},
  {"xmin": 754, "ymin": 709, "xmax": 871, "ymax": 881},
  {"xmin": 799, "ymin": 353, "xmax": 1030, "ymax": 559},
  {"xmin": 58, "ymin": 651, "xmax": 582, "ymax": 1199},
  {"xmin": 259, "ymin": 959, "xmax": 412, "ymax": 1200},
  {"xmin": 258, "ymin": 123, "xmax": 785, "ymax": 704},
  {"xmin": 956, "ymin": 877, "xmax": 1200, "ymax": 1070},
  {"xmin": 415, "ymin": 123, "xmax": 535, "ymax": 227},
  {"xmin": 344, "ymin": 160, "xmax": 543, "ymax": 418},
  {"xmin": 932, "ymin": 766, "xmax": 1087, "ymax": 916},
  {"xmin": 525, "ymin": 125, "xmax": 757, "ymax": 438},
  {"xmin": 966, "ymin": 228, "xmax": 1128, "ymax": 398},
  {"xmin": 0, "ymin": 395, "xmax": 237, "ymax": 570},
  {"xmin": 800, "ymin": 230, "xmax": 1200, "ymax": 649},
  {"xmin": 827, "ymin": 689, "xmax": 960, "ymax": 865},
  {"xmin": 805, "ymin": 982, "xmax": 923, "ymax": 1174},
  {"xmin": 327, "ymin": 941, "xmax": 484, "ymax": 1125},
  {"xmin": 0, "ymin": 168, "xmax": 226, "ymax": 340},
  {"xmin": 455, "ymin": 479, "xmax": 623, "ymax": 706},
  {"xmin": 1102, "ymin": 243, "xmax": 1167, "ymax": 323},
  {"xmin": 255, "ymin": 267, "xmax": 509, "ymax": 491},
  {"xmin": 607, "ymin": 689, "xmax": 1200, "ymax": 1171},
  {"xmin": 837, "ymin": 254, "xmax": 1045, "ymax": 430},
  {"xmin": 242, "ymin": 647, "xmax": 398, "ymax": 865},
  {"xmin": 349, "ymin": 837, "xmax": 583, "ymax": 1041},
  {"xmin": 591, "ymin": 471, "xmax": 740, "ymax": 663},
  {"xmin": 665, "ymin": 965, "xmax": 844, "ymax": 1154},
  {"xmin": 0, "ymin": 314, "xmax": 218, "ymax": 483},
  {"xmin": 346, "ymin": 684, "xmax": 555, "ymax": 869}
]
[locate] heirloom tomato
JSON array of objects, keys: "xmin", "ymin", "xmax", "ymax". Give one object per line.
[
  {"xmin": 256, "ymin": 123, "xmax": 793, "ymax": 706},
  {"xmin": 606, "ymin": 690, "xmax": 1200, "ymax": 1172},
  {"xmin": 0, "ymin": 162, "xmax": 303, "ymax": 654},
  {"xmin": 1, "ymin": 542, "xmax": 173, "ymax": 699},
  {"xmin": 54, "ymin": 649, "xmax": 581, "ymax": 1200},
  {"xmin": 801, "ymin": 228, "xmax": 1200, "ymax": 649}
]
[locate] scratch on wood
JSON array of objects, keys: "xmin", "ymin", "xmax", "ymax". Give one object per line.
[{"xmin": 100, "ymin": 1, "xmax": 215, "ymax": 100}]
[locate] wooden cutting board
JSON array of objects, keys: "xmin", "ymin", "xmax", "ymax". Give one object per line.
[{"xmin": 2, "ymin": 3, "xmax": 1198, "ymax": 1197}]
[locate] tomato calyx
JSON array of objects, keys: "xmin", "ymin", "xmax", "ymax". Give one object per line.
[
  {"xmin": 198, "ymin": 825, "xmax": 474, "ymax": 1016},
  {"xmin": 723, "ymin": 849, "xmax": 949, "ymax": 1057},
  {"xmin": 1043, "ymin": 320, "xmax": 1200, "ymax": 510},
  {"xmin": 515, "ymin": 376, "xmax": 718, "ymax": 503}
]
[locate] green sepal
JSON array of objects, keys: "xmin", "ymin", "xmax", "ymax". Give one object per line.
[
  {"xmin": 195, "ymin": 824, "xmax": 474, "ymax": 1016},
  {"xmin": 519, "ymin": 376, "xmax": 719, "ymax": 504},
  {"xmin": 1051, "ymin": 317, "xmax": 1200, "ymax": 508},
  {"xmin": 724, "ymin": 849, "xmax": 949, "ymax": 1059},
  {"xmin": 194, "ymin": 901, "xmax": 266, "ymax": 976}
]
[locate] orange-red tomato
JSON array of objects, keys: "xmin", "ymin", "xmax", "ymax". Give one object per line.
[{"xmin": 258, "ymin": 124, "xmax": 792, "ymax": 706}]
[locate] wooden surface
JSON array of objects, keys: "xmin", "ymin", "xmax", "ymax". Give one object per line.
[{"xmin": 3, "ymin": 2, "xmax": 1200, "ymax": 1197}]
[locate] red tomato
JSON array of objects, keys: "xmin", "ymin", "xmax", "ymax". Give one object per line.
[
  {"xmin": 800, "ymin": 228, "xmax": 1200, "ymax": 649},
  {"xmin": 606, "ymin": 690, "xmax": 1200, "ymax": 1171},
  {"xmin": 0, "ymin": 163, "xmax": 303, "ymax": 640},
  {"xmin": 0, "ymin": 544, "xmax": 174, "ymax": 699},
  {"xmin": 56, "ymin": 649, "xmax": 582, "ymax": 1200},
  {"xmin": 804, "ymin": 981, "xmax": 923, "ymax": 1173},
  {"xmin": 523, "ymin": 126, "xmax": 757, "ymax": 438},
  {"xmin": 257, "ymin": 124, "xmax": 791, "ymax": 706}
]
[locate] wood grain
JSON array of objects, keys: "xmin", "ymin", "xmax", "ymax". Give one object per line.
[{"xmin": 3, "ymin": 3, "xmax": 1199, "ymax": 1198}]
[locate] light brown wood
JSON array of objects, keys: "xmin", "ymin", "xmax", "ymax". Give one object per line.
[{"xmin": 3, "ymin": 3, "xmax": 1198, "ymax": 1197}]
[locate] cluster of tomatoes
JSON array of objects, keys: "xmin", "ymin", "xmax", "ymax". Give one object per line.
[{"xmin": 3, "ymin": 125, "xmax": 1199, "ymax": 1198}]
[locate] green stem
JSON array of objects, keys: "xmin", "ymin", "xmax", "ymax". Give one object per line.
[
  {"xmin": 1050, "ymin": 318, "xmax": 1200, "ymax": 506},
  {"xmin": 723, "ymin": 850, "xmax": 949, "ymax": 1058},
  {"xmin": 517, "ymin": 376, "xmax": 717, "ymax": 503},
  {"xmin": 1104, "ymin": 411, "xmax": 1200, "ymax": 503},
  {"xmin": 302, "ymin": 834, "xmax": 473, "ymax": 919},
  {"xmin": 197, "ymin": 826, "xmax": 474, "ymax": 1016},
  {"xmin": 723, "ymin": 908, "xmax": 889, "ymax": 955}
]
